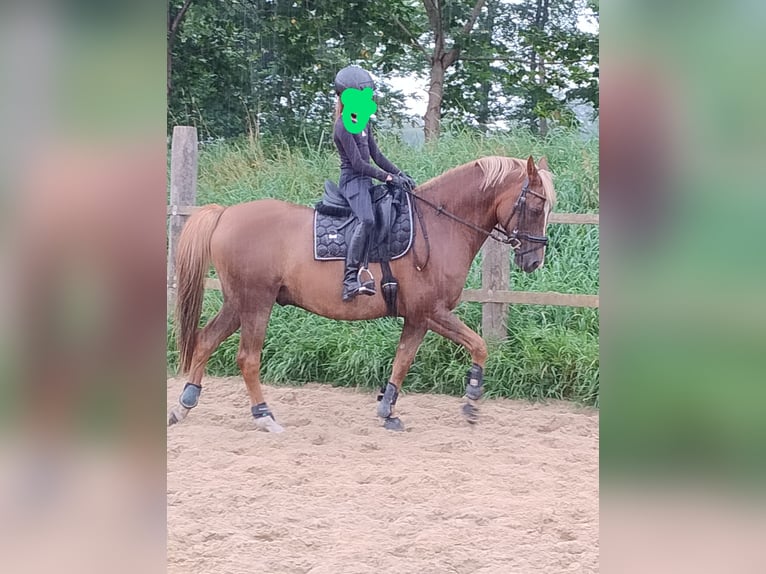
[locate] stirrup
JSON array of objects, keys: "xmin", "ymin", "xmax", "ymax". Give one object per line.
[
  {"xmin": 357, "ymin": 267, "xmax": 376, "ymax": 295},
  {"xmin": 342, "ymin": 282, "xmax": 360, "ymax": 301}
]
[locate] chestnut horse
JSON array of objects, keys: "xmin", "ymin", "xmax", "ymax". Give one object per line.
[{"xmin": 170, "ymin": 156, "xmax": 556, "ymax": 432}]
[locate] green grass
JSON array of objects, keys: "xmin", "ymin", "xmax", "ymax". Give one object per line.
[{"xmin": 167, "ymin": 127, "xmax": 599, "ymax": 406}]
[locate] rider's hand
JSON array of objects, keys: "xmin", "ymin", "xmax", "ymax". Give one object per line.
[
  {"xmin": 387, "ymin": 174, "xmax": 408, "ymax": 188},
  {"xmin": 399, "ymin": 171, "xmax": 417, "ymax": 189}
]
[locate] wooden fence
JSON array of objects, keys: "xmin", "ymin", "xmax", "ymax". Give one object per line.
[{"xmin": 167, "ymin": 126, "xmax": 599, "ymax": 340}]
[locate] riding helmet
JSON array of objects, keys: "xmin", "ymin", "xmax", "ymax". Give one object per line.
[{"xmin": 334, "ymin": 65, "xmax": 375, "ymax": 94}]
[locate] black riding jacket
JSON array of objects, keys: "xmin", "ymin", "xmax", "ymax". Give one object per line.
[{"xmin": 333, "ymin": 117, "xmax": 399, "ymax": 196}]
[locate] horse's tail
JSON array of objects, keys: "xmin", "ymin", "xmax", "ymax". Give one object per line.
[{"xmin": 175, "ymin": 204, "xmax": 226, "ymax": 374}]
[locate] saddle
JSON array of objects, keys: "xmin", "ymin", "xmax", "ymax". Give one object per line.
[{"xmin": 313, "ymin": 180, "xmax": 413, "ymax": 263}]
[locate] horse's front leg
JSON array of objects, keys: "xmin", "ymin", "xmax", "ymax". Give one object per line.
[
  {"xmin": 377, "ymin": 319, "xmax": 428, "ymax": 431},
  {"xmin": 427, "ymin": 308, "xmax": 488, "ymax": 423}
]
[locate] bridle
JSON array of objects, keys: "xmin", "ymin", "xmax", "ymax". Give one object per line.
[
  {"xmin": 499, "ymin": 178, "xmax": 550, "ymax": 255},
  {"xmin": 402, "ymin": 176, "xmax": 549, "ymax": 263}
]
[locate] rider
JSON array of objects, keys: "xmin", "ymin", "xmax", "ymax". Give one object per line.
[{"xmin": 333, "ymin": 65, "xmax": 415, "ymax": 302}]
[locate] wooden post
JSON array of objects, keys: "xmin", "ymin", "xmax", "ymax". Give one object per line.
[
  {"xmin": 481, "ymin": 239, "xmax": 511, "ymax": 340},
  {"xmin": 167, "ymin": 126, "xmax": 198, "ymax": 311}
]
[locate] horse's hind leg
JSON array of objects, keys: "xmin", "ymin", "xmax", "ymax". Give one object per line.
[
  {"xmin": 426, "ymin": 309, "xmax": 488, "ymax": 423},
  {"xmin": 168, "ymin": 301, "xmax": 240, "ymax": 426},
  {"xmin": 238, "ymin": 306, "xmax": 283, "ymax": 433},
  {"xmin": 377, "ymin": 319, "xmax": 427, "ymax": 431}
]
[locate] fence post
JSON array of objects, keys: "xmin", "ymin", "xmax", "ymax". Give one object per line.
[
  {"xmin": 167, "ymin": 126, "xmax": 198, "ymax": 311},
  {"xmin": 481, "ymin": 239, "xmax": 511, "ymax": 340}
]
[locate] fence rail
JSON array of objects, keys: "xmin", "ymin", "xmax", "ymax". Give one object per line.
[
  {"xmin": 166, "ymin": 126, "xmax": 599, "ymax": 340},
  {"xmin": 462, "ymin": 289, "xmax": 599, "ymax": 307},
  {"xmin": 198, "ymin": 281, "xmax": 600, "ymax": 308}
]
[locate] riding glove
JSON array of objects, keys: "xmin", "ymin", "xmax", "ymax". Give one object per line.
[
  {"xmin": 388, "ymin": 174, "xmax": 410, "ymax": 189},
  {"xmin": 399, "ymin": 171, "xmax": 417, "ymax": 189}
]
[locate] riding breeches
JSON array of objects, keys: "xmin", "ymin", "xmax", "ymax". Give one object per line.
[{"xmin": 340, "ymin": 176, "xmax": 375, "ymax": 229}]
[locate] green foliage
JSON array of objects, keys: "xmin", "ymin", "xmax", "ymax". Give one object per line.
[
  {"xmin": 443, "ymin": 0, "xmax": 599, "ymax": 132},
  {"xmin": 168, "ymin": 0, "xmax": 599, "ymax": 141},
  {"xmin": 167, "ymin": 129, "xmax": 599, "ymax": 405},
  {"xmin": 168, "ymin": 0, "xmax": 419, "ymax": 142}
]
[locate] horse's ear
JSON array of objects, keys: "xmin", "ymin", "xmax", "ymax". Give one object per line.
[
  {"xmin": 538, "ymin": 156, "xmax": 549, "ymax": 171},
  {"xmin": 526, "ymin": 155, "xmax": 540, "ymax": 183}
]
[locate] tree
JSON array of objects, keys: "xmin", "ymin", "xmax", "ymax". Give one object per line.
[
  {"xmin": 501, "ymin": 0, "xmax": 598, "ymax": 133},
  {"xmin": 167, "ymin": 0, "xmax": 599, "ymax": 142},
  {"xmin": 441, "ymin": 0, "xmax": 504, "ymax": 131},
  {"xmin": 168, "ymin": 0, "xmax": 194, "ymax": 99},
  {"xmin": 440, "ymin": 0, "xmax": 598, "ymax": 134},
  {"xmin": 168, "ymin": 0, "xmax": 419, "ymax": 143},
  {"xmin": 393, "ymin": 0, "xmax": 487, "ymax": 140}
]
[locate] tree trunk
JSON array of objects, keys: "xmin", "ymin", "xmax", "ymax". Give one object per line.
[
  {"xmin": 532, "ymin": 0, "xmax": 550, "ymax": 135},
  {"xmin": 167, "ymin": 0, "xmax": 194, "ymax": 99},
  {"xmin": 476, "ymin": 1, "xmax": 496, "ymax": 130},
  {"xmin": 424, "ymin": 57, "xmax": 446, "ymax": 141},
  {"xmin": 421, "ymin": 0, "xmax": 485, "ymax": 141},
  {"xmin": 538, "ymin": 56, "xmax": 548, "ymax": 136},
  {"xmin": 167, "ymin": 44, "xmax": 173, "ymax": 99},
  {"xmin": 477, "ymin": 71, "xmax": 491, "ymax": 131},
  {"xmin": 539, "ymin": 116, "xmax": 548, "ymax": 137}
]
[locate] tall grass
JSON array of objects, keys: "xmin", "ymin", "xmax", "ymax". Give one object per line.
[{"xmin": 167, "ymin": 127, "xmax": 599, "ymax": 406}]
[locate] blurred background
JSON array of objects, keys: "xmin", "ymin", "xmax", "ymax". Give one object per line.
[
  {"xmin": 0, "ymin": 1, "xmax": 166, "ymax": 573},
  {"xmin": 600, "ymin": 0, "xmax": 766, "ymax": 571}
]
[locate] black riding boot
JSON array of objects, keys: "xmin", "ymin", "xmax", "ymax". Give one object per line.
[{"xmin": 342, "ymin": 223, "xmax": 375, "ymax": 301}]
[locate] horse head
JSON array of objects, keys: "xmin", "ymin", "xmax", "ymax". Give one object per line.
[{"xmin": 494, "ymin": 156, "xmax": 556, "ymax": 273}]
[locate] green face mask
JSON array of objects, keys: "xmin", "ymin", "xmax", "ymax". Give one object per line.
[{"xmin": 340, "ymin": 87, "xmax": 377, "ymax": 134}]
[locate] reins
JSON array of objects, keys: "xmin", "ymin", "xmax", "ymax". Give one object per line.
[
  {"xmin": 401, "ymin": 177, "xmax": 549, "ymax": 271},
  {"xmin": 409, "ymin": 196, "xmax": 432, "ymax": 272}
]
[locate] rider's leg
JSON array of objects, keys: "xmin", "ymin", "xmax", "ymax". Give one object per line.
[{"xmin": 342, "ymin": 184, "xmax": 375, "ymax": 301}]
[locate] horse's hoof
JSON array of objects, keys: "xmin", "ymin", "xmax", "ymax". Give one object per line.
[
  {"xmin": 383, "ymin": 417, "xmax": 405, "ymax": 432},
  {"xmin": 462, "ymin": 403, "xmax": 479, "ymax": 424},
  {"xmin": 168, "ymin": 404, "xmax": 190, "ymax": 427},
  {"xmin": 254, "ymin": 416, "xmax": 285, "ymax": 433}
]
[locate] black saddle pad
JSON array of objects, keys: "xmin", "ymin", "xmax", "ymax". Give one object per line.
[{"xmin": 313, "ymin": 193, "xmax": 413, "ymax": 261}]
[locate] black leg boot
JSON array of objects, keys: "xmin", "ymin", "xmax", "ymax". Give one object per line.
[
  {"xmin": 342, "ymin": 264, "xmax": 360, "ymax": 302},
  {"xmin": 342, "ymin": 223, "xmax": 375, "ymax": 301}
]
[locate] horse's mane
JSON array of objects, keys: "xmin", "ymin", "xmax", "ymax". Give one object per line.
[
  {"xmin": 537, "ymin": 168, "xmax": 556, "ymax": 207},
  {"xmin": 475, "ymin": 156, "xmax": 526, "ymax": 192},
  {"xmin": 420, "ymin": 156, "xmax": 555, "ymax": 207}
]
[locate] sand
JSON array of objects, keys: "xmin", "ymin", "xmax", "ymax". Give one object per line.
[{"xmin": 167, "ymin": 376, "xmax": 599, "ymax": 574}]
